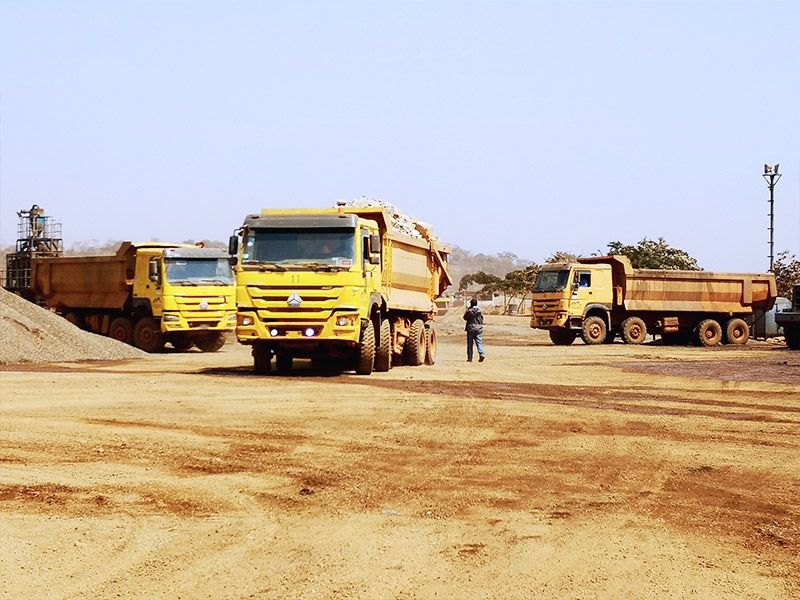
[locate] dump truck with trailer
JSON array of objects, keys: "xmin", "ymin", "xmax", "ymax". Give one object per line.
[
  {"xmin": 229, "ymin": 203, "xmax": 451, "ymax": 374},
  {"xmin": 530, "ymin": 255, "xmax": 777, "ymax": 346},
  {"xmin": 31, "ymin": 242, "xmax": 237, "ymax": 352},
  {"xmin": 775, "ymin": 283, "xmax": 800, "ymax": 349}
]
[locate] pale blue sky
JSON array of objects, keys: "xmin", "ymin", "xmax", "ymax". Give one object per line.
[{"xmin": 1, "ymin": 0, "xmax": 798, "ymax": 272}]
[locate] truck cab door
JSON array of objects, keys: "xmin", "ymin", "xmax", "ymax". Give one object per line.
[{"xmin": 570, "ymin": 270, "xmax": 594, "ymax": 314}]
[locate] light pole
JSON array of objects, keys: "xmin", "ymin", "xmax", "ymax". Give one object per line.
[{"xmin": 764, "ymin": 163, "xmax": 782, "ymax": 272}]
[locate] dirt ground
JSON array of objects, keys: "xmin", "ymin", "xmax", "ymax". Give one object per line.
[{"xmin": 1, "ymin": 314, "xmax": 799, "ymax": 600}]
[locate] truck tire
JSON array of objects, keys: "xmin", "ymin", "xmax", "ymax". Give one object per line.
[
  {"xmin": 425, "ymin": 326, "xmax": 437, "ymax": 365},
  {"xmin": 108, "ymin": 317, "xmax": 133, "ymax": 345},
  {"xmin": 196, "ymin": 331, "xmax": 226, "ymax": 352},
  {"xmin": 275, "ymin": 354, "xmax": 293, "ymax": 374},
  {"xmin": 581, "ymin": 316, "xmax": 607, "ymax": 345},
  {"xmin": 253, "ymin": 344, "xmax": 272, "ymax": 374},
  {"xmin": 621, "ymin": 317, "xmax": 647, "ymax": 345},
  {"xmin": 786, "ymin": 329, "xmax": 800, "ymax": 350},
  {"xmin": 404, "ymin": 319, "xmax": 427, "ymax": 366},
  {"xmin": 133, "ymin": 317, "xmax": 165, "ymax": 353},
  {"xmin": 549, "ymin": 328, "xmax": 577, "ymax": 346},
  {"xmin": 694, "ymin": 319, "xmax": 722, "ymax": 346},
  {"xmin": 723, "ymin": 318, "xmax": 750, "ymax": 345},
  {"xmin": 374, "ymin": 319, "xmax": 391, "ymax": 372},
  {"xmin": 356, "ymin": 321, "xmax": 376, "ymax": 375},
  {"xmin": 64, "ymin": 312, "xmax": 85, "ymax": 330}
]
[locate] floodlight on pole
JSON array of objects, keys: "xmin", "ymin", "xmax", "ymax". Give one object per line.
[{"xmin": 763, "ymin": 163, "xmax": 782, "ymax": 272}]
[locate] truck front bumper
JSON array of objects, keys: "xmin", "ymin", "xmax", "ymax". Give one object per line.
[
  {"xmin": 236, "ymin": 309, "xmax": 362, "ymax": 347},
  {"xmin": 161, "ymin": 311, "xmax": 237, "ymax": 332}
]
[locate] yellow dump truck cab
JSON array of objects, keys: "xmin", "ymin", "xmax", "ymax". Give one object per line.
[
  {"xmin": 531, "ymin": 255, "xmax": 777, "ymax": 347},
  {"xmin": 231, "ymin": 206, "xmax": 451, "ymax": 375}
]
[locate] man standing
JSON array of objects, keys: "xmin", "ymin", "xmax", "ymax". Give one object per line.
[{"xmin": 463, "ymin": 298, "xmax": 485, "ymax": 362}]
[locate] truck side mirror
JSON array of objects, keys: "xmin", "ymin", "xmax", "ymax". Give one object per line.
[
  {"xmin": 228, "ymin": 235, "xmax": 239, "ymax": 257},
  {"xmin": 149, "ymin": 258, "xmax": 159, "ymax": 282},
  {"xmin": 368, "ymin": 254, "xmax": 380, "ymax": 265},
  {"xmin": 369, "ymin": 234, "xmax": 381, "ymax": 254}
]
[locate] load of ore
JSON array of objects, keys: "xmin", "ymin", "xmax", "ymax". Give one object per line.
[
  {"xmin": 0, "ymin": 287, "xmax": 145, "ymax": 364},
  {"xmin": 340, "ymin": 197, "xmax": 436, "ymax": 240}
]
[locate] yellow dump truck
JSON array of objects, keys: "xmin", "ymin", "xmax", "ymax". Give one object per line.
[
  {"xmin": 31, "ymin": 242, "xmax": 237, "ymax": 352},
  {"xmin": 229, "ymin": 204, "xmax": 451, "ymax": 374},
  {"xmin": 530, "ymin": 255, "xmax": 777, "ymax": 346}
]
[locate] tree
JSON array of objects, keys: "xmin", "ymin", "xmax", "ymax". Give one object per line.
[
  {"xmin": 546, "ymin": 251, "xmax": 580, "ymax": 264},
  {"xmin": 606, "ymin": 237, "xmax": 701, "ymax": 270},
  {"xmin": 772, "ymin": 250, "xmax": 800, "ymax": 298}
]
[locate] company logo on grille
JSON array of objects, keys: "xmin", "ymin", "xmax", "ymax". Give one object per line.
[
  {"xmin": 287, "ymin": 293, "xmax": 303, "ymax": 307},
  {"xmin": 200, "ymin": 299, "xmax": 209, "ymax": 310},
  {"xmin": 542, "ymin": 303, "xmax": 548, "ymax": 310}
]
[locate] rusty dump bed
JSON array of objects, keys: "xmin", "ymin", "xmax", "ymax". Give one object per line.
[
  {"xmin": 579, "ymin": 255, "xmax": 777, "ymax": 314},
  {"xmin": 32, "ymin": 246, "xmax": 133, "ymax": 310},
  {"xmin": 353, "ymin": 207, "xmax": 452, "ymax": 313}
]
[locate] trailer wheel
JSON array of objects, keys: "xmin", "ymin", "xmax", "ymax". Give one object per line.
[
  {"xmin": 355, "ymin": 321, "xmax": 376, "ymax": 374},
  {"xmin": 253, "ymin": 344, "xmax": 272, "ymax": 374},
  {"xmin": 133, "ymin": 317, "xmax": 165, "ymax": 352},
  {"xmin": 723, "ymin": 318, "xmax": 750, "ymax": 345},
  {"xmin": 786, "ymin": 329, "xmax": 800, "ymax": 350},
  {"xmin": 424, "ymin": 327, "xmax": 437, "ymax": 365},
  {"xmin": 196, "ymin": 331, "xmax": 226, "ymax": 352},
  {"xmin": 374, "ymin": 319, "xmax": 392, "ymax": 372},
  {"xmin": 694, "ymin": 319, "xmax": 722, "ymax": 346},
  {"xmin": 581, "ymin": 316, "xmax": 607, "ymax": 345},
  {"xmin": 549, "ymin": 328, "xmax": 577, "ymax": 346},
  {"xmin": 108, "ymin": 317, "xmax": 134, "ymax": 345},
  {"xmin": 404, "ymin": 319, "xmax": 427, "ymax": 366},
  {"xmin": 621, "ymin": 317, "xmax": 647, "ymax": 345}
]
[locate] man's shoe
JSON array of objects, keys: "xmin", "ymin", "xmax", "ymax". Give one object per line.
[
  {"xmin": 478, "ymin": 355, "xmax": 485, "ymax": 362},
  {"xmin": 467, "ymin": 359, "xmax": 472, "ymax": 362}
]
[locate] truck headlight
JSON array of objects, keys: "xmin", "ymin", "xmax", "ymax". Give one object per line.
[
  {"xmin": 336, "ymin": 315, "xmax": 356, "ymax": 327},
  {"xmin": 238, "ymin": 314, "xmax": 254, "ymax": 326},
  {"xmin": 163, "ymin": 314, "xmax": 180, "ymax": 322}
]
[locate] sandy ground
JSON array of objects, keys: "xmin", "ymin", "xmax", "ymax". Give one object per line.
[{"xmin": 1, "ymin": 315, "xmax": 799, "ymax": 600}]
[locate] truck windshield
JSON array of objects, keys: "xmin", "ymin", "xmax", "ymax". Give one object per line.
[
  {"xmin": 534, "ymin": 269, "xmax": 571, "ymax": 292},
  {"xmin": 242, "ymin": 228, "xmax": 356, "ymax": 269},
  {"xmin": 165, "ymin": 258, "xmax": 234, "ymax": 285}
]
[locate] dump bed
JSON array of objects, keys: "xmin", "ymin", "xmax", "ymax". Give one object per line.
[
  {"xmin": 31, "ymin": 243, "xmax": 136, "ymax": 310},
  {"xmin": 579, "ymin": 255, "xmax": 777, "ymax": 314},
  {"xmin": 339, "ymin": 206, "xmax": 452, "ymax": 313}
]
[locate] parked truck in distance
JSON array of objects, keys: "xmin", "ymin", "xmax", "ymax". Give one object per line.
[
  {"xmin": 775, "ymin": 284, "xmax": 800, "ymax": 349},
  {"xmin": 31, "ymin": 242, "xmax": 237, "ymax": 352},
  {"xmin": 530, "ymin": 255, "xmax": 777, "ymax": 346},
  {"xmin": 229, "ymin": 203, "xmax": 451, "ymax": 374}
]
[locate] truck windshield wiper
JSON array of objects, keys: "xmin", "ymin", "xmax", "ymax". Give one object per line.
[
  {"xmin": 198, "ymin": 278, "xmax": 233, "ymax": 285},
  {"xmin": 297, "ymin": 262, "xmax": 345, "ymax": 272},
  {"xmin": 258, "ymin": 262, "xmax": 287, "ymax": 271},
  {"xmin": 169, "ymin": 280, "xmax": 198, "ymax": 286}
]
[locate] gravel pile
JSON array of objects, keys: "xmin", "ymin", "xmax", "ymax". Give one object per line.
[{"xmin": 0, "ymin": 287, "xmax": 146, "ymax": 364}]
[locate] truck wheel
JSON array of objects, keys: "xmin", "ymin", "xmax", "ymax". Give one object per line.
[
  {"xmin": 404, "ymin": 319, "xmax": 426, "ymax": 366},
  {"xmin": 374, "ymin": 319, "xmax": 391, "ymax": 372},
  {"xmin": 64, "ymin": 312, "xmax": 85, "ymax": 330},
  {"xmin": 786, "ymin": 329, "xmax": 800, "ymax": 350},
  {"xmin": 580, "ymin": 316, "xmax": 607, "ymax": 345},
  {"xmin": 425, "ymin": 327, "xmax": 437, "ymax": 365},
  {"xmin": 108, "ymin": 317, "xmax": 133, "ymax": 345},
  {"xmin": 356, "ymin": 321, "xmax": 376, "ymax": 375},
  {"xmin": 275, "ymin": 354, "xmax": 293, "ymax": 374},
  {"xmin": 621, "ymin": 317, "xmax": 647, "ymax": 345},
  {"xmin": 253, "ymin": 344, "xmax": 272, "ymax": 374},
  {"xmin": 694, "ymin": 319, "xmax": 722, "ymax": 346},
  {"xmin": 196, "ymin": 332, "xmax": 226, "ymax": 352},
  {"xmin": 170, "ymin": 337, "xmax": 194, "ymax": 351},
  {"xmin": 549, "ymin": 328, "xmax": 577, "ymax": 345},
  {"xmin": 133, "ymin": 317, "xmax": 165, "ymax": 353},
  {"xmin": 723, "ymin": 318, "xmax": 750, "ymax": 345}
]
